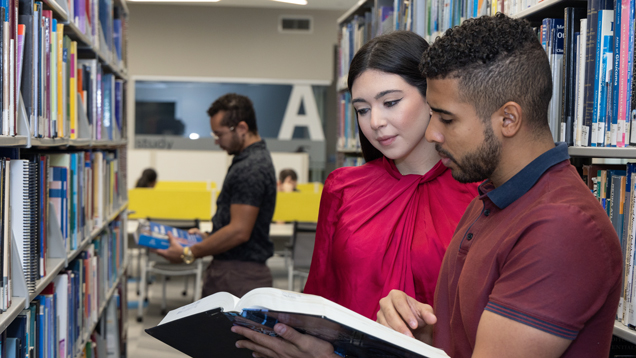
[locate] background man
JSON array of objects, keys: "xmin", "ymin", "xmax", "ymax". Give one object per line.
[{"xmin": 157, "ymin": 93, "xmax": 278, "ymax": 298}]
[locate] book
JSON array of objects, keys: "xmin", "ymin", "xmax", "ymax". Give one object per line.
[
  {"xmin": 146, "ymin": 287, "xmax": 450, "ymax": 358},
  {"xmin": 135, "ymin": 219, "xmax": 203, "ymax": 249}
]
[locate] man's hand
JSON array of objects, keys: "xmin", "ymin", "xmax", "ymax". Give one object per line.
[
  {"xmin": 377, "ymin": 290, "xmax": 437, "ymax": 344},
  {"xmin": 154, "ymin": 233, "xmax": 184, "ymax": 264},
  {"xmin": 232, "ymin": 323, "xmax": 340, "ymax": 358}
]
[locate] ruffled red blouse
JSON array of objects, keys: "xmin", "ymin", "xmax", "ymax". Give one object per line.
[{"xmin": 303, "ymin": 157, "xmax": 479, "ymax": 320}]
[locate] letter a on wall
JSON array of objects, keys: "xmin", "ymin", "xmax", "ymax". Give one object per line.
[{"xmin": 278, "ymin": 85, "xmax": 325, "ymax": 141}]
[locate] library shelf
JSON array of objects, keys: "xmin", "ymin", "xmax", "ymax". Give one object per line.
[
  {"xmin": 29, "ymin": 258, "xmax": 66, "ymax": 302},
  {"xmin": 41, "ymin": 0, "xmax": 69, "ymax": 22},
  {"xmin": 0, "ymin": 298, "xmax": 27, "ymax": 333},
  {"xmin": 0, "ymin": 136, "xmax": 28, "ymax": 147},
  {"xmin": 67, "ymin": 201, "xmax": 129, "ymax": 264},
  {"xmin": 511, "ymin": 0, "xmax": 587, "ymax": 22},
  {"xmin": 567, "ymin": 146, "xmax": 636, "ymax": 158},
  {"xmin": 73, "ymin": 259, "xmax": 128, "ymax": 358},
  {"xmin": 28, "ymin": 138, "xmax": 127, "ymax": 148},
  {"xmin": 614, "ymin": 321, "xmax": 636, "ymax": 344},
  {"xmin": 337, "ymin": 0, "xmax": 373, "ymax": 24}
]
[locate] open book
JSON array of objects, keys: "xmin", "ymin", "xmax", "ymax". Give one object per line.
[
  {"xmin": 145, "ymin": 287, "xmax": 450, "ymax": 358},
  {"xmin": 135, "ymin": 220, "xmax": 202, "ymax": 249}
]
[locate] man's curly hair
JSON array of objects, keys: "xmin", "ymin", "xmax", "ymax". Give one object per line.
[{"xmin": 421, "ymin": 13, "xmax": 552, "ymax": 132}]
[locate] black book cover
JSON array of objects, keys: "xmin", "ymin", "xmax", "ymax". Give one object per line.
[
  {"xmin": 145, "ymin": 308, "xmax": 253, "ymax": 358},
  {"xmin": 562, "ymin": 7, "xmax": 586, "ymax": 146}
]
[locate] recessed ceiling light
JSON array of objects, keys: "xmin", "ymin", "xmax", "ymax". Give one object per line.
[{"xmin": 272, "ymin": 0, "xmax": 307, "ymax": 5}]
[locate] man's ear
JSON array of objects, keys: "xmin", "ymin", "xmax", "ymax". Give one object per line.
[
  {"xmin": 236, "ymin": 121, "xmax": 249, "ymax": 135},
  {"xmin": 495, "ymin": 101, "xmax": 523, "ymax": 138}
]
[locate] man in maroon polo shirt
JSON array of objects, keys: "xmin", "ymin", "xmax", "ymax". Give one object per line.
[
  {"xmin": 229, "ymin": 14, "xmax": 623, "ymax": 358},
  {"xmin": 376, "ymin": 13, "xmax": 623, "ymax": 358}
]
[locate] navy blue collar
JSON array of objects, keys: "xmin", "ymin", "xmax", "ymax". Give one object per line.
[{"xmin": 479, "ymin": 142, "xmax": 570, "ymax": 209}]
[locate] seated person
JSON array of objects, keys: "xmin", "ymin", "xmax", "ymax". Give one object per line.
[
  {"xmin": 136, "ymin": 168, "xmax": 157, "ymax": 188},
  {"xmin": 278, "ymin": 168, "xmax": 298, "ymax": 192}
]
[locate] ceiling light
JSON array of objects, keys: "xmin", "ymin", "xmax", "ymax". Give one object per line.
[
  {"xmin": 272, "ymin": 0, "xmax": 307, "ymax": 5},
  {"xmin": 127, "ymin": 0, "xmax": 220, "ymax": 2}
]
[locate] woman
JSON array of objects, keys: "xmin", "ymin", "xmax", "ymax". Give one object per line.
[{"xmin": 302, "ymin": 31, "xmax": 479, "ymax": 320}]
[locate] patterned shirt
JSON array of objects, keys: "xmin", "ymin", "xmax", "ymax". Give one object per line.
[{"xmin": 212, "ymin": 140, "xmax": 276, "ymax": 263}]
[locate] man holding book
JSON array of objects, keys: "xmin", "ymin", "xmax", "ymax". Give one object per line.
[
  {"xmin": 231, "ymin": 14, "xmax": 623, "ymax": 357},
  {"xmin": 156, "ymin": 93, "xmax": 278, "ymax": 298}
]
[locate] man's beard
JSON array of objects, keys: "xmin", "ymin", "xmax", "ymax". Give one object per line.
[
  {"xmin": 435, "ymin": 125, "xmax": 502, "ymax": 183},
  {"xmin": 226, "ymin": 132, "xmax": 244, "ymax": 156}
]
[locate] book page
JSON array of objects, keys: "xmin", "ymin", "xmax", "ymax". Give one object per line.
[
  {"xmin": 159, "ymin": 291, "xmax": 239, "ymax": 325},
  {"xmin": 236, "ymin": 288, "xmax": 449, "ymax": 358}
]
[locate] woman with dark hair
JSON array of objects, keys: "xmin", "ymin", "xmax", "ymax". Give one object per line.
[
  {"xmin": 301, "ymin": 31, "xmax": 480, "ymax": 320},
  {"xmin": 135, "ymin": 168, "xmax": 158, "ymax": 188}
]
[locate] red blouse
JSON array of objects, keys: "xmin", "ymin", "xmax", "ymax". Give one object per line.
[{"xmin": 303, "ymin": 157, "xmax": 479, "ymax": 320}]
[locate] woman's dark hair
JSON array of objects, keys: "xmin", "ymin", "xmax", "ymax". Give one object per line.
[
  {"xmin": 136, "ymin": 168, "xmax": 158, "ymax": 188},
  {"xmin": 347, "ymin": 31, "xmax": 430, "ymax": 163}
]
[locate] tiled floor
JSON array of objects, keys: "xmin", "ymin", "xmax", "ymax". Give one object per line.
[{"xmin": 125, "ymin": 253, "xmax": 295, "ymax": 358}]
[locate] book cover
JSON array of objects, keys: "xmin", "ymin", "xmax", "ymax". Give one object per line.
[
  {"xmin": 135, "ymin": 220, "xmax": 203, "ymax": 250},
  {"xmin": 146, "ymin": 288, "xmax": 450, "ymax": 358}
]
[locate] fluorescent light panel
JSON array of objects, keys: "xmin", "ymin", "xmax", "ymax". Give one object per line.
[{"xmin": 272, "ymin": 0, "xmax": 307, "ymax": 4}]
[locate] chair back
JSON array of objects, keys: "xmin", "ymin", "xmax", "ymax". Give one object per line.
[{"xmin": 291, "ymin": 221, "xmax": 317, "ymax": 269}]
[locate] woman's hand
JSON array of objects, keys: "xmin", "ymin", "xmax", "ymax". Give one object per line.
[
  {"xmin": 232, "ymin": 323, "xmax": 340, "ymax": 358},
  {"xmin": 377, "ymin": 290, "xmax": 437, "ymax": 345}
]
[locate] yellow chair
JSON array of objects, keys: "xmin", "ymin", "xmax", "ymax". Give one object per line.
[
  {"xmin": 128, "ymin": 188, "xmax": 214, "ymax": 220},
  {"xmin": 272, "ymin": 191, "xmax": 322, "ymax": 223},
  {"xmin": 154, "ymin": 181, "xmax": 217, "ymax": 191}
]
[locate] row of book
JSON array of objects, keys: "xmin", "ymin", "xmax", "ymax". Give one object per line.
[
  {"xmin": 337, "ymin": 0, "xmax": 424, "ymax": 89},
  {"xmin": 582, "ymin": 164, "xmax": 636, "ymax": 327},
  {"xmin": 0, "ymin": 260, "xmax": 126, "ymax": 358},
  {"xmin": 537, "ymin": 0, "xmax": 636, "ymax": 148},
  {"xmin": 55, "ymin": 0, "xmax": 128, "ymax": 68},
  {"xmin": 336, "ymin": 92, "xmax": 359, "ymax": 152},
  {"xmin": 0, "ymin": 216, "xmax": 126, "ymax": 358},
  {"xmin": 0, "ymin": 0, "xmax": 127, "ymax": 139},
  {"xmin": 0, "ymin": 147, "xmax": 125, "ymax": 313}
]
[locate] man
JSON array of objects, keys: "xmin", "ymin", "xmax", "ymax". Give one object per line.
[
  {"xmin": 156, "ymin": 93, "xmax": 277, "ymax": 298},
  {"xmin": 231, "ymin": 14, "xmax": 623, "ymax": 358}
]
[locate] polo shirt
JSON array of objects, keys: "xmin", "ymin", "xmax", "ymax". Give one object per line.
[
  {"xmin": 212, "ymin": 140, "xmax": 276, "ymax": 263},
  {"xmin": 433, "ymin": 143, "xmax": 623, "ymax": 358}
]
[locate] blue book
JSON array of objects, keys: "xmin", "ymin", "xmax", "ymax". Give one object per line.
[
  {"xmin": 611, "ymin": 0, "xmax": 622, "ymax": 147},
  {"xmin": 35, "ymin": 296, "xmax": 45, "ymax": 358},
  {"xmin": 5, "ymin": 338, "xmax": 18, "ymax": 358},
  {"xmin": 6, "ymin": 315, "xmax": 27, "ymax": 358},
  {"xmin": 593, "ymin": 10, "xmax": 615, "ymax": 146},
  {"xmin": 70, "ymin": 153, "xmax": 78, "ymax": 249},
  {"xmin": 136, "ymin": 220, "xmax": 203, "ymax": 250}
]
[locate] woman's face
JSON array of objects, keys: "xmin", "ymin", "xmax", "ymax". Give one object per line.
[{"xmin": 351, "ymin": 69, "xmax": 431, "ymax": 162}]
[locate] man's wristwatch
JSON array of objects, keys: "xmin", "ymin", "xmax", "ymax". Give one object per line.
[{"xmin": 181, "ymin": 246, "xmax": 195, "ymax": 264}]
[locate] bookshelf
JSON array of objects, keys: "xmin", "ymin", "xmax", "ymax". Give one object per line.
[
  {"xmin": 335, "ymin": 0, "xmax": 636, "ymax": 349},
  {"xmin": 0, "ymin": 0, "xmax": 130, "ymax": 354}
]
